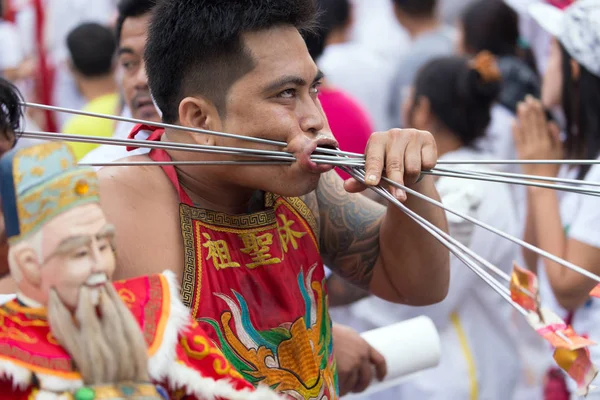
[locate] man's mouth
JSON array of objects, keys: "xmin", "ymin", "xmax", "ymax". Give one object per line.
[{"xmin": 300, "ymin": 136, "xmax": 341, "ymax": 174}]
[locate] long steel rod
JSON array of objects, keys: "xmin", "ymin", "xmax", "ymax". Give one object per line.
[
  {"xmin": 434, "ymin": 167, "xmax": 600, "ymax": 189},
  {"xmin": 79, "ymin": 160, "xmax": 293, "ymax": 167},
  {"xmin": 21, "ymin": 101, "xmax": 362, "ymax": 158},
  {"xmin": 21, "ymin": 131, "xmax": 296, "ymax": 160},
  {"xmin": 422, "ymin": 169, "xmax": 600, "ymax": 197},
  {"xmin": 21, "ymin": 131, "xmax": 369, "ymax": 167},
  {"xmin": 437, "ymin": 159, "xmax": 600, "ymax": 165},
  {"xmin": 374, "ymin": 171, "xmax": 600, "ymax": 284},
  {"xmin": 349, "ymin": 168, "xmax": 512, "ymax": 283},
  {"xmin": 348, "ymin": 167, "xmax": 528, "ymax": 316}
]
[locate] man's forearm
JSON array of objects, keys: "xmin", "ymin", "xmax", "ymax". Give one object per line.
[{"xmin": 377, "ymin": 176, "xmax": 450, "ymax": 305}]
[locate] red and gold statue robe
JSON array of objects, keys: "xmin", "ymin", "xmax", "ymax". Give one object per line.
[{"xmin": 0, "ymin": 272, "xmax": 282, "ymax": 400}]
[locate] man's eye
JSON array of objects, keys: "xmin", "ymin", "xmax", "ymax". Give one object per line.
[
  {"xmin": 310, "ymin": 84, "xmax": 321, "ymax": 95},
  {"xmin": 278, "ymin": 89, "xmax": 296, "ymax": 99}
]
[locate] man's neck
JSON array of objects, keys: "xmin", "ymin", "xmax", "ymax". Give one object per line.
[
  {"xmin": 163, "ymin": 132, "xmax": 260, "ymax": 214},
  {"xmin": 78, "ymin": 76, "xmax": 118, "ymax": 103},
  {"xmin": 402, "ymin": 16, "xmax": 441, "ymax": 39}
]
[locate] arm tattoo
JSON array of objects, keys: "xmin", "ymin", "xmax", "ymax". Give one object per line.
[{"xmin": 315, "ymin": 171, "xmax": 385, "ymax": 290}]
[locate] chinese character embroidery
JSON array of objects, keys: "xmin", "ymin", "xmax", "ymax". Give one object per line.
[
  {"xmin": 278, "ymin": 214, "xmax": 307, "ymax": 254},
  {"xmin": 202, "ymin": 233, "xmax": 241, "ymax": 271},
  {"xmin": 239, "ymin": 232, "xmax": 282, "ymax": 269}
]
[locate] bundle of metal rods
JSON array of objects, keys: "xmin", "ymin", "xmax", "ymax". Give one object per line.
[{"xmin": 19, "ymin": 101, "xmax": 600, "ymax": 317}]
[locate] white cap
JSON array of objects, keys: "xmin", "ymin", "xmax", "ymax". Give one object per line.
[{"xmin": 529, "ymin": 0, "xmax": 600, "ymax": 77}]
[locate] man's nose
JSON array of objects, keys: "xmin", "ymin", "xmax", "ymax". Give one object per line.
[{"xmin": 298, "ymin": 96, "xmax": 326, "ymax": 135}]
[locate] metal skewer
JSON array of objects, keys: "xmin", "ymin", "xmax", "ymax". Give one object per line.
[
  {"xmin": 21, "ymin": 101, "xmax": 363, "ymax": 159},
  {"xmin": 422, "ymin": 169, "xmax": 600, "ymax": 197},
  {"xmin": 434, "ymin": 167, "xmax": 600, "ymax": 188},
  {"xmin": 347, "ymin": 167, "xmax": 528, "ymax": 316},
  {"xmin": 348, "ymin": 168, "xmax": 513, "ymax": 283},
  {"xmin": 374, "ymin": 172, "xmax": 600, "ymax": 284}
]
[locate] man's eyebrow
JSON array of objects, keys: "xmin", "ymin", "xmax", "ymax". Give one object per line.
[
  {"xmin": 117, "ymin": 48, "xmax": 135, "ymax": 56},
  {"xmin": 262, "ymin": 70, "xmax": 324, "ymax": 94},
  {"xmin": 313, "ymin": 70, "xmax": 325, "ymax": 84}
]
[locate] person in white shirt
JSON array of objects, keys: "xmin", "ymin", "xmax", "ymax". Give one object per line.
[
  {"xmin": 315, "ymin": 0, "xmax": 404, "ymax": 131},
  {"xmin": 513, "ymin": 1, "xmax": 600, "ymax": 398},
  {"xmin": 387, "ymin": 0, "xmax": 456, "ymax": 129},
  {"xmin": 329, "ymin": 52, "xmax": 521, "ymax": 400},
  {"xmin": 80, "ymin": 0, "xmax": 159, "ymax": 167},
  {"xmin": 46, "ymin": 0, "xmax": 117, "ymax": 129}
]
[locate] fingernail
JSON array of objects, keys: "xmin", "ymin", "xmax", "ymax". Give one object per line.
[
  {"xmin": 366, "ymin": 174, "xmax": 378, "ymax": 185},
  {"xmin": 396, "ymin": 189, "xmax": 407, "ymax": 201}
]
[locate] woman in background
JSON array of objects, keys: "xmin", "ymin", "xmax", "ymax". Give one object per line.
[
  {"xmin": 328, "ymin": 52, "xmax": 521, "ymax": 400},
  {"xmin": 514, "ymin": 1, "xmax": 600, "ymax": 399}
]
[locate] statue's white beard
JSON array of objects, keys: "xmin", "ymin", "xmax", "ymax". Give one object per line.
[{"xmin": 47, "ymin": 283, "xmax": 150, "ymax": 386}]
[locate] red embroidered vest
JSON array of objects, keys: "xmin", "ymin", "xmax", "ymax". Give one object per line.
[{"xmin": 131, "ymin": 126, "xmax": 338, "ymax": 400}]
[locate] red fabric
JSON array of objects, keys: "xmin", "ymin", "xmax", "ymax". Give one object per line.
[
  {"xmin": 124, "ymin": 124, "xmax": 337, "ymax": 397},
  {"xmin": 0, "ymin": 274, "xmax": 255, "ymax": 399},
  {"xmin": 0, "ymin": 379, "xmax": 31, "ymax": 399},
  {"xmin": 32, "ymin": 0, "xmax": 56, "ymax": 132},
  {"xmin": 318, "ymin": 87, "xmax": 373, "ymax": 180}
]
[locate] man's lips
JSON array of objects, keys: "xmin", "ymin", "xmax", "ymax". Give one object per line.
[{"xmin": 296, "ymin": 137, "xmax": 340, "ymax": 174}]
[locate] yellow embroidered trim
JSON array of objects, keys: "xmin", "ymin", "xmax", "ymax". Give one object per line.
[
  {"xmin": 191, "ymin": 222, "xmax": 203, "ymax": 317},
  {"xmin": 280, "ymin": 196, "xmax": 319, "ymax": 242},
  {"xmin": 180, "ymin": 203, "xmax": 276, "ymax": 229},
  {"xmin": 180, "ymin": 204, "xmax": 198, "ymax": 309},
  {"xmin": 147, "ymin": 274, "xmax": 171, "ymax": 357},
  {"xmin": 0, "ymin": 352, "xmax": 81, "ymax": 380},
  {"xmin": 450, "ymin": 312, "xmax": 478, "ymax": 400}
]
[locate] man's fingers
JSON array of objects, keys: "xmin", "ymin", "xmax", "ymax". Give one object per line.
[
  {"xmin": 364, "ymin": 133, "xmax": 386, "ymax": 186},
  {"xmin": 370, "ymin": 346, "xmax": 388, "ymax": 381},
  {"xmin": 404, "ymin": 139, "xmax": 423, "ymax": 186},
  {"xmin": 351, "ymin": 361, "xmax": 374, "ymax": 394},
  {"xmin": 340, "ymin": 369, "xmax": 359, "ymax": 396},
  {"xmin": 384, "ymin": 135, "xmax": 408, "ymax": 201},
  {"xmin": 344, "ymin": 178, "xmax": 368, "ymax": 194}
]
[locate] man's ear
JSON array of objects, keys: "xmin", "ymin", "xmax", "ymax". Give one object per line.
[
  {"xmin": 179, "ymin": 96, "xmax": 223, "ymax": 139},
  {"xmin": 14, "ymin": 247, "xmax": 42, "ymax": 288}
]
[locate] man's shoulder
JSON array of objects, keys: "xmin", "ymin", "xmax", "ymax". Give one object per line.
[{"xmin": 98, "ymin": 154, "xmax": 171, "ymax": 197}]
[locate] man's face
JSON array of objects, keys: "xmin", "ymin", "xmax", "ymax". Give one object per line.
[
  {"xmin": 118, "ymin": 13, "xmax": 160, "ymax": 122},
  {"xmin": 35, "ymin": 203, "xmax": 116, "ymax": 309},
  {"xmin": 208, "ymin": 26, "xmax": 338, "ymax": 197}
]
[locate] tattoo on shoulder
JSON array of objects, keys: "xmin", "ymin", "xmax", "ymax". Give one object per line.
[{"xmin": 316, "ymin": 171, "xmax": 385, "ymax": 290}]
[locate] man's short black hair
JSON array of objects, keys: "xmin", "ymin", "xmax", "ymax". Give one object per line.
[
  {"xmin": 115, "ymin": 0, "xmax": 155, "ymax": 45},
  {"xmin": 305, "ymin": 0, "xmax": 351, "ymax": 60},
  {"xmin": 145, "ymin": 0, "xmax": 317, "ymax": 123},
  {"xmin": 392, "ymin": 0, "xmax": 437, "ymax": 17},
  {"xmin": 67, "ymin": 23, "xmax": 116, "ymax": 78}
]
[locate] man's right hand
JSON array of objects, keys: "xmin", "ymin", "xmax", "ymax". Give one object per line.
[{"xmin": 333, "ymin": 323, "xmax": 387, "ymax": 396}]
